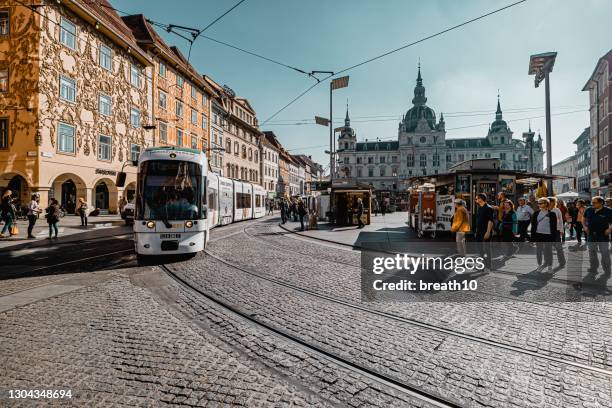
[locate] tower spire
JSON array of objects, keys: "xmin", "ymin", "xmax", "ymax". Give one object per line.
[
  {"xmin": 345, "ymin": 99, "xmax": 350, "ymax": 127},
  {"xmin": 412, "ymin": 62, "xmax": 427, "ymax": 106},
  {"xmin": 496, "ymin": 90, "xmax": 502, "ymax": 120}
]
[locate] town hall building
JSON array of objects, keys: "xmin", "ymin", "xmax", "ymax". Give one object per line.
[{"xmin": 336, "ymin": 66, "xmax": 544, "ymax": 191}]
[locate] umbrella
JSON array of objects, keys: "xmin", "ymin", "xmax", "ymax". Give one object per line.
[{"xmin": 556, "ymin": 191, "xmax": 579, "ymax": 199}]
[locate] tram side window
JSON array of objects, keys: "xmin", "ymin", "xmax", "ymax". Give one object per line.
[
  {"xmin": 207, "ymin": 187, "xmax": 217, "ymax": 210},
  {"xmin": 255, "ymin": 194, "xmax": 261, "ymax": 207}
]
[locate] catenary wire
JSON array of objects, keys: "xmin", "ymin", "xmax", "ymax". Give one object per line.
[{"xmin": 260, "ymin": 0, "xmax": 528, "ymax": 125}]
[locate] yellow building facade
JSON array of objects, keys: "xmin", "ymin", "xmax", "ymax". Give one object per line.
[{"xmin": 0, "ymin": 0, "xmax": 153, "ymax": 214}]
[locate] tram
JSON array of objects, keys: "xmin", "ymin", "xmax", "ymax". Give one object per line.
[{"xmin": 130, "ymin": 146, "xmax": 265, "ymax": 257}]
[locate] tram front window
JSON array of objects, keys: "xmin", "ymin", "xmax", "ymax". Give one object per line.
[{"xmin": 137, "ymin": 160, "xmax": 202, "ymax": 221}]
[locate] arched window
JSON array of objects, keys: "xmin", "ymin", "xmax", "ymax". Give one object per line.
[
  {"xmin": 380, "ymin": 166, "xmax": 386, "ymax": 176},
  {"xmin": 420, "ymin": 136, "xmax": 426, "ymax": 143},
  {"xmin": 344, "ymin": 142, "xmax": 348, "ymax": 149}
]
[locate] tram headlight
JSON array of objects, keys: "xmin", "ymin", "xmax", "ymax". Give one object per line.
[
  {"xmin": 146, "ymin": 221, "xmax": 156, "ymax": 229},
  {"xmin": 185, "ymin": 220, "xmax": 193, "ymax": 228}
]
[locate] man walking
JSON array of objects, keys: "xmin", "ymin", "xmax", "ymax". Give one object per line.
[
  {"xmin": 584, "ymin": 196, "xmax": 612, "ymax": 275},
  {"xmin": 27, "ymin": 193, "xmax": 42, "ymax": 239},
  {"xmin": 516, "ymin": 197, "xmax": 534, "ymax": 241},
  {"xmin": 280, "ymin": 199, "xmax": 288, "ymax": 224},
  {"xmin": 356, "ymin": 198, "xmax": 365, "ymax": 229},
  {"xmin": 475, "ymin": 193, "xmax": 494, "ymax": 270}
]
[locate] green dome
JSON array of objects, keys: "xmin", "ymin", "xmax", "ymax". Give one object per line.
[
  {"xmin": 402, "ymin": 65, "xmax": 437, "ymax": 132},
  {"xmin": 489, "ymin": 97, "xmax": 510, "ymax": 133}
]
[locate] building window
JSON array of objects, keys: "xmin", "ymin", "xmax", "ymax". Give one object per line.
[
  {"xmin": 485, "ymin": 153, "xmax": 491, "ymax": 158},
  {"xmin": 59, "ymin": 75, "xmax": 76, "ymax": 103},
  {"xmin": 0, "ymin": 10, "xmax": 9, "ymax": 36},
  {"xmin": 391, "ymin": 156, "xmax": 397, "ymax": 163},
  {"xmin": 202, "ymin": 93, "xmax": 208, "ymax": 106},
  {"xmin": 58, "ymin": 122, "xmax": 75, "ymax": 153},
  {"xmin": 98, "ymin": 134, "xmax": 111, "ymax": 161},
  {"xmin": 446, "ymin": 153, "xmax": 451, "ymax": 162},
  {"xmin": 234, "ymin": 141, "xmax": 239, "ymax": 155},
  {"xmin": 158, "ymin": 90, "xmax": 167, "ymax": 110},
  {"xmin": 60, "ymin": 17, "xmax": 76, "ymax": 49},
  {"xmin": 368, "ymin": 168, "xmax": 374, "ymax": 177},
  {"xmin": 202, "ymin": 115, "xmax": 207, "ymax": 130},
  {"xmin": 191, "ymin": 134, "xmax": 198, "ymax": 149},
  {"xmin": 357, "ymin": 168, "xmax": 362, "ymax": 177},
  {"xmin": 176, "ymin": 74, "xmax": 184, "ymax": 88},
  {"xmin": 0, "ymin": 118, "xmax": 8, "ymax": 149},
  {"xmin": 0, "ymin": 68, "xmax": 7, "ymax": 92},
  {"xmin": 433, "ymin": 153, "xmax": 440, "ymax": 167},
  {"xmin": 226, "ymin": 138, "xmax": 231, "ymax": 152},
  {"xmin": 130, "ymin": 144, "xmax": 140, "ymax": 162},
  {"xmin": 255, "ymin": 150, "xmax": 258, "ymax": 163},
  {"xmin": 158, "ymin": 62, "xmax": 166, "ymax": 77},
  {"xmin": 420, "ymin": 136, "xmax": 426, "ymax": 143},
  {"xmin": 130, "ymin": 64, "xmax": 141, "ymax": 88},
  {"xmin": 176, "ymin": 128, "xmax": 183, "ymax": 146},
  {"xmin": 380, "ymin": 156, "xmax": 385, "ymax": 164},
  {"xmin": 472, "ymin": 153, "xmax": 478, "ymax": 159},
  {"xmin": 99, "ymin": 44, "xmax": 112, "ymax": 71},
  {"xmin": 368, "ymin": 157, "xmax": 373, "ymax": 164},
  {"xmin": 500, "ymin": 152, "xmax": 506, "ymax": 160},
  {"xmin": 407, "ymin": 154, "xmax": 414, "ymax": 167},
  {"xmin": 175, "ymin": 100, "xmax": 183, "ymax": 118},
  {"xmin": 99, "ymin": 94, "xmax": 112, "ymax": 116},
  {"xmin": 419, "ymin": 154, "xmax": 426, "ymax": 167},
  {"xmin": 191, "ymin": 84, "xmax": 197, "ymax": 99},
  {"xmin": 380, "ymin": 167, "xmax": 386, "ymax": 176},
  {"xmin": 159, "ymin": 121, "xmax": 168, "ymax": 142},
  {"xmin": 130, "ymin": 108, "xmax": 140, "ymax": 127},
  {"xmin": 242, "ymin": 145, "xmax": 247, "ymax": 159},
  {"xmin": 191, "ymin": 108, "xmax": 198, "ymax": 125},
  {"xmin": 392, "ymin": 167, "xmax": 398, "ymax": 177},
  {"xmin": 459, "ymin": 153, "xmax": 465, "ymax": 162}
]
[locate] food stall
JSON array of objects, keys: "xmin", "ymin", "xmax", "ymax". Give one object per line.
[{"xmin": 405, "ymin": 159, "xmax": 570, "ymax": 236}]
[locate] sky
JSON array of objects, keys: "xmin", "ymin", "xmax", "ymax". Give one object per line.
[{"xmin": 114, "ymin": 0, "xmax": 610, "ymax": 168}]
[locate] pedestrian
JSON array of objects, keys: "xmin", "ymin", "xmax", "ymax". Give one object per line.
[
  {"xmin": 118, "ymin": 196, "xmax": 127, "ymax": 213},
  {"xmin": 268, "ymin": 200, "xmax": 274, "ymax": 216},
  {"xmin": 380, "ymin": 199, "xmax": 387, "ymax": 216},
  {"xmin": 297, "ymin": 198, "xmax": 307, "ymax": 231},
  {"xmin": 450, "ymin": 198, "xmax": 470, "ymax": 256},
  {"xmin": 475, "ymin": 193, "xmax": 494, "ymax": 270},
  {"xmin": 46, "ymin": 198, "xmax": 60, "ymax": 239},
  {"xmin": 572, "ymin": 199, "xmax": 586, "ymax": 248},
  {"xmin": 356, "ymin": 197, "xmax": 365, "ymax": 229},
  {"xmin": 280, "ymin": 199, "xmax": 288, "ymax": 224},
  {"xmin": 531, "ymin": 197, "xmax": 556, "ymax": 271},
  {"xmin": 567, "ymin": 201, "xmax": 577, "ymax": 239},
  {"xmin": 583, "ymin": 196, "xmax": 612, "ymax": 275},
  {"xmin": 0, "ymin": 189, "xmax": 16, "ymax": 238},
  {"xmin": 527, "ymin": 194, "xmax": 538, "ymax": 212},
  {"xmin": 290, "ymin": 199, "xmax": 298, "ymax": 222},
  {"xmin": 373, "ymin": 198, "xmax": 379, "ymax": 216},
  {"xmin": 27, "ymin": 193, "xmax": 42, "ymax": 239},
  {"xmin": 548, "ymin": 197, "xmax": 566, "ymax": 267},
  {"xmin": 499, "ymin": 199, "xmax": 517, "ymax": 257},
  {"xmin": 515, "ymin": 197, "xmax": 534, "ymax": 242},
  {"xmin": 557, "ymin": 199, "xmax": 568, "ymax": 242},
  {"xmin": 77, "ymin": 197, "xmax": 88, "ymax": 227}
]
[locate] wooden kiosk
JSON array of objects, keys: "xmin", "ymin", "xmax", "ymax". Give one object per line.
[{"xmin": 330, "ymin": 181, "xmax": 372, "ymax": 226}]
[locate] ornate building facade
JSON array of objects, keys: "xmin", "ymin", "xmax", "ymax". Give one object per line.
[
  {"xmin": 336, "ymin": 66, "xmax": 544, "ymax": 191},
  {"xmin": 0, "ymin": 0, "xmax": 153, "ymax": 213}
]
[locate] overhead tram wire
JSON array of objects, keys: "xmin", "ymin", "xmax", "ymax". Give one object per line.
[
  {"xmin": 187, "ymin": 0, "xmax": 247, "ymax": 61},
  {"xmin": 260, "ymin": 0, "xmax": 528, "ymax": 125}
]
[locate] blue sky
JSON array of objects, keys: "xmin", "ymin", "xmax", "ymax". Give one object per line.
[{"xmin": 115, "ymin": 0, "xmax": 610, "ymax": 167}]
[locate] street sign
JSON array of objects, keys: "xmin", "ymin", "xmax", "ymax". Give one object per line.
[
  {"xmin": 315, "ymin": 116, "xmax": 329, "ymax": 126},
  {"xmin": 331, "ymin": 76, "xmax": 349, "ymax": 90}
]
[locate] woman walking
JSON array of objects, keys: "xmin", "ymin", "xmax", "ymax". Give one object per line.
[
  {"xmin": 27, "ymin": 193, "xmax": 42, "ymax": 239},
  {"xmin": 548, "ymin": 197, "xmax": 566, "ymax": 267},
  {"xmin": 450, "ymin": 199, "xmax": 470, "ymax": 256},
  {"xmin": 0, "ymin": 189, "xmax": 16, "ymax": 238},
  {"xmin": 46, "ymin": 198, "xmax": 60, "ymax": 239},
  {"xmin": 499, "ymin": 200, "xmax": 518, "ymax": 258},
  {"xmin": 531, "ymin": 198, "xmax": 557, "ymax": 271},
  {"xmin": 77, "ymin": 197, "xmax": 88, "ymax": 227}
]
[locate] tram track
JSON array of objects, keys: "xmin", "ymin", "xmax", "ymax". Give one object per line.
[
  {"xmin": 242, "ymin": 222, "xmax": 612, "ymax": 319},
  {"xmin": 161, "ymin": 262, "xmax": 460, "ymax": 408},
  {"xmin": 199, "ymin": 240, "xmax": 612, "ymax": 378}
]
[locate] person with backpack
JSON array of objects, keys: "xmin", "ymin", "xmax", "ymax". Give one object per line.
[
  {"xmin": 46, "ymin": 198, "xmax": 60, "ymax": 239},
  {"xmin": 77, "ymin": 197, "xmax": 88, "ymax": 227},
  {"xmin": 297, "ymin": 198, "xmax": 307, "ymax": 231},
  {"xmin": 531, "ymin": 197, "xmax": 557, "ymax": 271}
]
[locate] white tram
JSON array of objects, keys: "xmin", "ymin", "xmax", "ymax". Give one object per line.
[{"xmin": 132, "ymin": 147, "xmax": 265, "ymax": 257}]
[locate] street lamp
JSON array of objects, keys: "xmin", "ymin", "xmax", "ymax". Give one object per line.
[{"xmin": 528, "ymin": 51, "xmax": 557, "ymax": 193}]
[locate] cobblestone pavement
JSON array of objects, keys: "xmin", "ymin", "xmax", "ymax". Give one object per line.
[
  {"xmin": 2, "ymin": 215, "xmax": 612, "ymax": 407},
  {"xmin": 0, "ymin": 271, "xmax": 333, "ymax": 407},
  {"xmin": 207, "ymin": 220, "xmax": 612, "ymax": 369}
]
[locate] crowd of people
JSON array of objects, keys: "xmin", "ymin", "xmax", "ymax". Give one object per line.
[
  {"xmin": 0, "ymin": 189, "xmax": 95, "ymax": 240},
  {"xmin": 451, "ymin": 192, "xmax": 612, "ymax": 276},
  {"xmin": 277, "ymin": 197, "xmax": 319, "ymax": 231}
]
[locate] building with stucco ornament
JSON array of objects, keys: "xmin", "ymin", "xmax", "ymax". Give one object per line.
[{"xmin": 336, "ymin": 66, "xmax": 544, "ymax": 191}]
